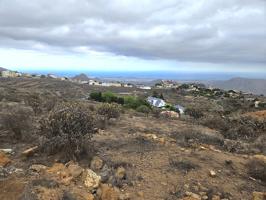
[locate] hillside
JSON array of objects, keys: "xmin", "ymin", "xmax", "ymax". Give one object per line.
[
  {"xmin": 0, "ymin": 78, "xmax": 265, "ymax": 200},
  {"xmin": 0, "ymin": 67, "xmax": 7, "ymax": 72},
  {"xmin": 208, "ymin": 77, "xmax": 266, "ymax": 95},
  {"xmin": 72, "ymin": 73, "xmax": 90, "ymax": 82}
]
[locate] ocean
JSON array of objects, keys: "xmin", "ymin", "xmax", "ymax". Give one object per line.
[{"xmin": 20, "ymin": 70, "xmax": 266, "ymax": 81}]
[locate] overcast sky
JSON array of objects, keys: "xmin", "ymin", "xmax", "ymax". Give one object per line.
[{"xmin": 0, "ymin": 0, "xmax": 265, "ymax": 73}]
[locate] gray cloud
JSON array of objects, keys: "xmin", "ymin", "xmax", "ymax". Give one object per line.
[{"xmin": 0, "ymin": 0, "xmax": 265, "ymax": 65}]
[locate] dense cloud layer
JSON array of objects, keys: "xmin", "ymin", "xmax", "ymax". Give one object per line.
[{"xmin": 0, "ymin": 0, "xmax": 265, "ymax": 65}]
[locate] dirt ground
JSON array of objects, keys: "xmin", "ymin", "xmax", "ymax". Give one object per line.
[
  {"xmin": 0, "ymin": 78, "xmax": 265, "ymax": 200},
  {"xmin": 1, "ymin": 113, "xmax": 265, "ymax": 200}
]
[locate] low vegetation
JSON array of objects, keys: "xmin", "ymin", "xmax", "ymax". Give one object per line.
[{"xmin": 39, "ymin": 102, "xmax": 97, "ymax": 161}]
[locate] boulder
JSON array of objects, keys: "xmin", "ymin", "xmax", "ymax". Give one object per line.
[
  {"xmin": 97, "ymin": 184, "xmax": 119, "ymax": 200},
  {"xmin": 209, "ymin": 170, "xmax": 217, "ymax": 177},
  {"xmin": 0, "ymin": 149, "xmax": 13, "ymax": 154},
  {"xmin": 84, "ymin": 169, "xmax": 101, "ymax": 190},
  {"xmin": 160, "ymin": 111, "xmax": 180, "ymax": 119},
  {"xmin": 30, "ymin": 164, "xmax": 47, "ymax": 173},
  {"xmin": 90, "ymin": 156, "xmax": 103, "ymax": 171},
  {"xmin": 253, "ymin": 192, "xmax": 266, "ymax": 200},
  {"xmin": 21, "ymin": 146, "xmax": 38, "ymax": 157},
  {"xmin": 253, "ymin": 155, "xmax": 266, "ymax": 163},
  {"xmin": 0, "ymin": 152, "xmax": 11, "ymax": 167},
  {"xmin": 67, "ymin": 164, "xmax": 84, "ymax": 179},
  {"xmin": 115, "ymin": 167, "xmax": 126, "ymax": 180}
]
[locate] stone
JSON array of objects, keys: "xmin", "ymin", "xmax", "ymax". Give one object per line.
[
  {"xmin": 202, "ymin": 196, "xmax": 208, "ymax": 200},
  {"xmin": 212, "ymin": 195, "xmax": 221, "ymax": 200},
  {"xmin": 46, "ymin": 163, "xmax": 65, "ymax": 174},
  {"xmin": 21, "ymin": 146, "xmax": 38, "ymax": 157},
  {"xmin": 0, "ymin": 152, "xmax": 11, "ymax": 167},
  {"xmin": 253, "ymin": 192, "xmax": 266, "ymax": 200},
  {"xmin": 90, "ymin": 156, "xmax": 103, "ymax": 171},
  {"xmin": 119, "ymin": 193, "xmax": 130, "ymax": 200},
  {"xmin": 185, "ymin": 192, "xmax": 201, "ymax": 200},
  {"xmin": 97, "ymin": 184, "xmax": 119, "ymax": 200},
  {"xmin": 99, "ymin": 164, "xmax": 111, "ymax": 183},
  {"xmin": 69, "ymin": 187, "xmax": 95, "ymax": 200},
  {"xmin": 46, "ymin": 163, "xmax": 83, "ymax": 186},
  {"xmin": 137, "ymin": 191, "xmax": 144, "ymax": 198},
  {"xmin": 84, "ymin": 169, "xmax": 101, "ymax": 190},
  {"xmin": 209, "ymin": 170, "xmax": 217, "ymax": 177},
  {"xmin": 30, "ymin": 164, "xmax": 47, "ymax": 173},
  {"xmin": 0, "ymin": 149, "xmax": 13, "ymax": 154},
  {"xmin": 115, "ymin": 167, "xmax": 126, "ymax": 179},
  {"xmin": 253, "ymin": 155, "xmax": 266, "ymax": 163},
  {"xmin": 67, "ymin": 164, "xmax": 83, "ymax": 178}
]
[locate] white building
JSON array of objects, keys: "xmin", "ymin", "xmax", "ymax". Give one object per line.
[
  {"xmin": 1, "ymin": 70, "xmax": 21, "ymax": 78},
  {"xmin": 139, "ymin": 86, "xmax": 152, "ymax": 90},
  {"xmin": 147, "ymin": 96, "xmax": 166, "ymax": 108}
]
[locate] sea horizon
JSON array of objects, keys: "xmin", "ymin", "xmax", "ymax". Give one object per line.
[{"xmin": 18, "ymin": 69, "xmax": 266, "ymax": 81}]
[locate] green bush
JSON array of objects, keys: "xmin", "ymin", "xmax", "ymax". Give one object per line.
[
  {"xmin": 124, "ymin": 96, "xmax": 149, "ymax": 109},
  {"xmin": 97, "ymin": 103, "xmax": 121, "ymax": 119},
  {"xmin": 136, "ymin": 105, "xmax": 151, "ymax": 114},
  {"xmin": 39, "ymin": 102, "xmax": 96, "ymax": 160},
  {"xmin": 102, "ymin": 91, "xmax": 117, "ymax": 103},
  {"xmin": 165, "ymin": 104, "xmax": 176, "ymax": 112},
  {"xmin": 90, "ymin": 92, "xmax": 102, "ymax": 102}
]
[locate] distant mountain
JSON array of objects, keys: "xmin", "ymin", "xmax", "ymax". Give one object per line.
[
  {"xmin": 207, "ymin": 77, "xmax": 266, "ymax": 95},
  {"xmin": 0, "ymin": 67, "xmax": 7, "ymax": 72},
  {"xmin": 72, "ymin": 73, "xmax": 90, "ymax": 81}
]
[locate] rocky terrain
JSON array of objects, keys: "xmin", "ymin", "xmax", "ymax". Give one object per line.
[{"xmin": 0, "ymin": 77, "xmax": 265, "ymax": 200}]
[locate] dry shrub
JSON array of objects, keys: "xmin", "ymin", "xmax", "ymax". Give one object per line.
[
  {"xmin": 169, "ymin": 158, "xmax": 199, "ymax": 173},
  {"xmin": 246, "ymin": 159, "xmax": 266, "ymax": 182},
  {"xmin": 39, "ymin": 102, "xmax": 97, "ymax": 161},
  {"xmin": 97, "ymin": 103, "xmax": 121, "ymax": 120},
  {"xmin": 201, "ymin": 115, "xmax": 229, "ymax": 132},
  {"xmin": 1, "ymin": 103, "xmax": 34, "ymax": 140},
  {"xmin": 254, "ymin": 135, "xmax": 266, "ymax": 154},
  {"xmin": 185, "ymin": 107, "xmax": 204, "ymax": 119},
  {"xmin": 223, "ymin": 116, "xmax": 265, "ymax": 141},
  {"xmin": 25, "ymin": 93, "xmax": 42, "ymax": 115},
  {"xmin": 172, "ymin": 128, "xmax": 223, "ymax": 147}
]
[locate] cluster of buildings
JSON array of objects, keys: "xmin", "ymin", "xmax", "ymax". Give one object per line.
[
  {"xmin": 155, "ymin": 80, "xmax": 179, "ymax": 88},
  {"xmin": 146, "ymin": 96, "xmax": 185, "ymax": 114}
]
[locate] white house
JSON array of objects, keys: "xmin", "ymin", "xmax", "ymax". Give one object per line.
[
  {"xmin": 174, "ymin": 104, "xmax": 185, "ymax": 114},
  {"xmin": 47, "ymin": 74, "xmax": 58, "ymax": 79},
  {"xmin": 139, "ymin": 86, "xmax": 152, "ymax": 90},
  {"xmin": 147, "ymin": 96, "xmax": 166, "ymax": 108},
  {"xmin": 1, "ymin": 70, "xmax": 21, "ymax": 78}
]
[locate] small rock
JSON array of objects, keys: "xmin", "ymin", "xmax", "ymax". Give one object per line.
[
  {"xmin": 67, "ymin": 164, "xmax": 83, "ymax": 178},
  {"xmin": 209, "ymin": 170, "xmax": 217, "ymax": 177},
  {"xmin": 30, "ymin": 164, "xmax": 47, "ymax": 173},
  {"xmin": 202, "ymin": 195, "xmax": 208, "ymax": 200},
  {"xmin": 0, "ymin": 149, "xmax": 13, "ymax": 154},
  {"xmin": 99, "ymin": 164, "xmax": 111, "ymax": 183},
  {"xmin": 225, "ymin": 160, "xmax": 233, "ymax": 165},
  {"xmin": 137, "ymin": 191, "xmax": 144, "ymax": 198},
  {"xmin": 119, "ymin": 193, "xmax": 130, "ymax": 200},
  {"xmin": 212, "ymin": 195, "xmax": 221, "ymax": 200},
  {"xmin": 21, "ymin": 146, "xmax": 38, "ymax": 157},
  {"xmin": 90, "ymin": 156, "xmax": 104, "ymax": 171},
  {"xmin": 115, "ymin": 167, "xmax": 126, "ymax": 180},
  {"xmin": 161, "ymin": 182, "xmax": 167, "ymax": 186},
  {"xmin": 185, "ymin": 192, "xmax": 201, "ymax": 200},
  {"xmin": 253, "ymin": 192, "xmax": 266, "ymax": 200},
  {"xmin": 97, "ymin": 184, "xmax": 119, "ymax": 200},
  {"xmin": 84, "ymin": 169, "xmax": 101, "ymax": 190},
  {"xmin": 253, "ymin": 155, "xmax": 266, "ymax": 163},
  {"xmin": 0, "ymin": 152, "xmax": 11, "ymax": 167}
]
